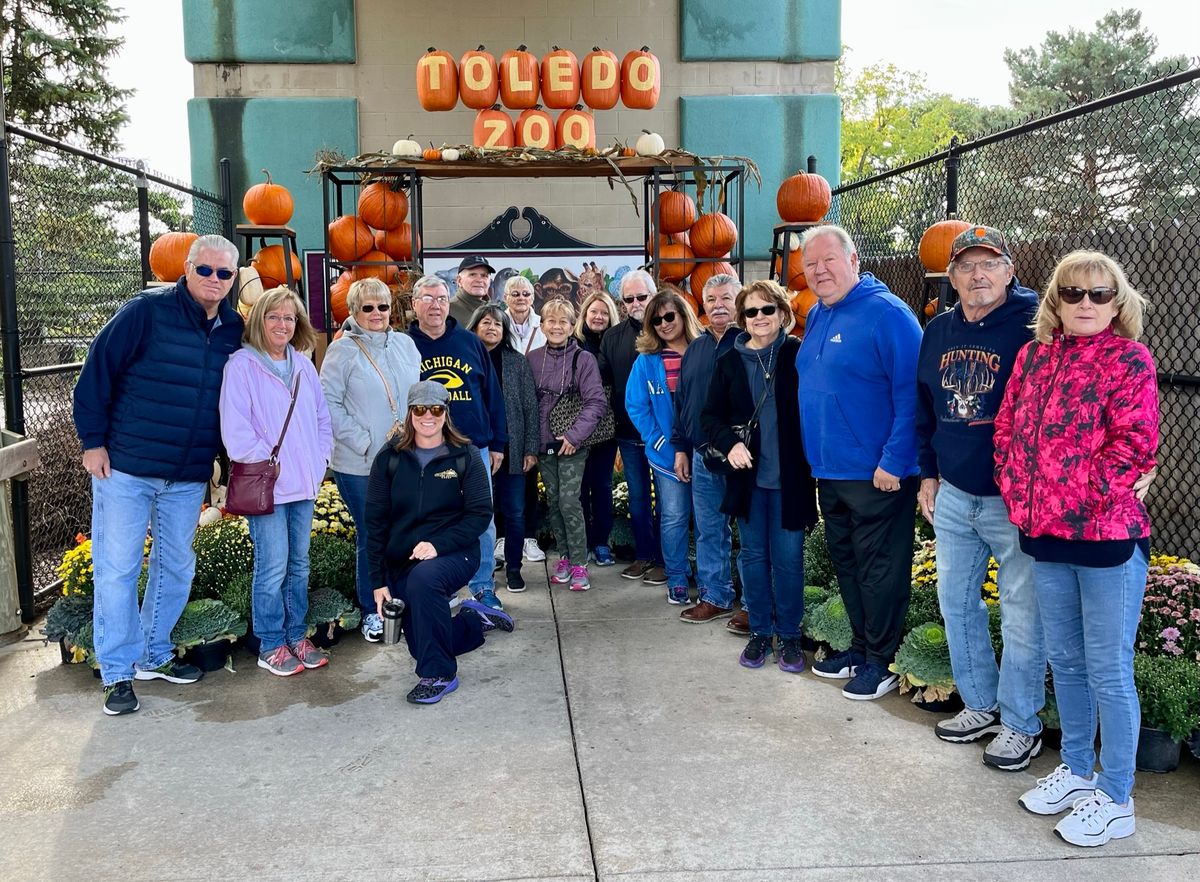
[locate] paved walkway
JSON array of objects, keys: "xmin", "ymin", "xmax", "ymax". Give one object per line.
[{"xmin": 2, "ymin": 565, "xmax": 1198, "ymax": 881}]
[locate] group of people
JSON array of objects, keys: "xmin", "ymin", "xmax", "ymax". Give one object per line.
[{"xmin": 74, "ymin": 220, "xmax": 1158, "ymax": 847}]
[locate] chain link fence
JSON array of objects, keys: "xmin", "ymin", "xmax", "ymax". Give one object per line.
[{"xmin": 830, "ymin": 67, "xmax": 1200, "ymax": 559}]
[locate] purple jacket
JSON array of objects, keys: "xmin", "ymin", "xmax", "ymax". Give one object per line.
[
  {"xmin": 219, "ymin": 346, "xmax": 333, "ymax": 504},
  {"xmin": 527, "ymin": 339, "xmax": 606, "ymax": 448}
]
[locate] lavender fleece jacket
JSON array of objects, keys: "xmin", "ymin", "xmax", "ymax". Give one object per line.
[{"xmin": 527, "ymin": 339, "xmax": 606, "ymax": 448}]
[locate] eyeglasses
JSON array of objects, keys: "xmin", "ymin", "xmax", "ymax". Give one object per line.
[
  {"xmin": 410, "ymin": 404, "xmax": 446, "ymax": 417},
  {"xmin": 359, "ymin": 303, "xmax": 390, "ymax": 313},
  {"xmin": 417, "ymin": 295, "xmax": 450, "ymax": 305},
  {"xmin": 1059, "ymin": 286, "xmax": 1117, "ymax": 305},
  {"xmin": 265, "ymin": 314, "xmax": 297, "ymax": 325},
  {"xmin": 952, "ymin": 258, "xmax": 1008, "ymax": 274},
  {"xmin": 622, "ymin": 294, "xmax": 650, "ymax": 304},
  {"xmin": 506, "ymin": 290, "xmax": 533, "ymax": 298},
  {"xmin": 743, "ymin": 304, "xmax": 779, "ymax": 319},
  {"xmin": 650, "ymin": 311, "xmax": 677, "ymax": 327},
  {"xmin": 190, "ymin": 263, "xmax": 236, "ymax": 281}
]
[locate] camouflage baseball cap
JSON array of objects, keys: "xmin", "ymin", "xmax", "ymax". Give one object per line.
[{"xmin": 949, "ymin": 225, "xmax": 1011, "ymax": 262}]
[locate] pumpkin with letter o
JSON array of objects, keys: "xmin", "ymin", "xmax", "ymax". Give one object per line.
[
  {"xmin": 621, "ymin": 46, "xmax": 660, "ymax": 109},
  {"xmin": 516, "ymin": 105, "xmax": 555, "ymax": 149},
  {"xmin": 149, "ymin": 231, "xmax": 198, "ymax": 282},
  {"xmin": 555, "ymin": 105, "xmax": 595, "ymax": 150},
  {"xmin": 499, "ymin": 44, "xmax": 540, "ymax": 109},
  {"xmin": 777, "ymin": 169, "xmax": 832, "ymax": 223},
  {"xmin": 251, "ymin": 245, "xmax": 302, "ymax": 290},
  {"xmin": 416, "ymin": 47, "xmax": 458, "ymax": 111},
  {"xmin": 328, "ymin": 215, "xmax": 374, "ymax": 263},
  {"xmin": 459, "ymin": 45, "xmax": 498, "ymax": 109},
  {"xmin": 919, "ymin": 219, "xmax": 973, "ymax": 272},
  {"xmin": 243, "ymin": 169, "xmax": 293, "ymax": 226}
]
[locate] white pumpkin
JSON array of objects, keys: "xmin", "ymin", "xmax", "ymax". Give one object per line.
[
  {"xmin": 787, "ymin": 232, "xmax": 801, "ymax": 252},
  {"xmin": 635, "ymin": 129, "xmax": 665, "ymax": 156},
  {"xmin": 198, "ymin": 507, "xmax": 223, "ymax": 527},
  {"xmin": 236, "ymin": 267, "xmax": 264, "ymax": 320},
  {"xmin": 392, "ymin": 137, "xmax": 422, "ymax": 158},
  {"xmin": 441, "ymin": 147, "xmax": 461, "ymax": 162}
]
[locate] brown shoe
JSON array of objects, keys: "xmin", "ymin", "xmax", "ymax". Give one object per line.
[
  {"xmin": 642, "ymin": 565, "xmax": 668, "ymax": 585},
  {"xmin": 726, "ymin": 609, "xmax": 750, "ymax": 635},
  {"xmin": 621, "ymin": 559, "xmax": 653, "ymax": 580},
  {"xmin": 680, "ymin": 600, "xmax": 734, "ymax": 623}
]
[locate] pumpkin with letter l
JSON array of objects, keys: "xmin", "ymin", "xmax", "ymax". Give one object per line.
[{"xmin": 499, "ymin": 44, "xmax": 540, "ymax": 108}]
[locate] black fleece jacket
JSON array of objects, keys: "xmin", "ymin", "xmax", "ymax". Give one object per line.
[{"xmin": 598, "ymin": 316, "xmax": 643, "ymax": 440}]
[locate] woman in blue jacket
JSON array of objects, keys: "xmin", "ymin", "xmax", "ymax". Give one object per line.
[{"xmin": 625, "ymin": 289, "xmax": 703, "ymax": 605}]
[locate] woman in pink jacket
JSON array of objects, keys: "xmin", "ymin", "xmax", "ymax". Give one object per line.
[
  {"xmin": 994, "ymin": 250, "xmax": 1157, "ymax": 848},
  {"xmin": 220, "ymin": 287, "xmax": 333, "ymax": 678}
]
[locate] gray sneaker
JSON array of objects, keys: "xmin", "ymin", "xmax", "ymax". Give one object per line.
[
  {"xmin": 258, "ymin": 645, "xmax": 303, "ymax": 677},
  {"xmin": 935, "ymin": 706, "xmax": 1002, "ymax": 743},
  {"xmin": 982, "ymin": 725, "xmax": 1043, "ymax": 771}
]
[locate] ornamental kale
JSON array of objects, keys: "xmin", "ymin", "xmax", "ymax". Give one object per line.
[
  {"xmin": 890, "ymin": 622, "xmax": 956, "ymax": 703},
  {"xmin": 803, "ymin": 595, "xmax": 853, "ymax": 652},
  {"xmin": 170, "ymin": 598, "xmax": 248, "ymax": 650}
]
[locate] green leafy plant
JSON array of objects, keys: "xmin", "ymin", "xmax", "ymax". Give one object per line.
[
  {"xmin": 905, "ymin": 583, "xmax": 944, "ymax": 632},
  {"xmin": 70, "ymin": 621, "xmax": 97, "ymax": 668},
  {"xmin": 305, "ymin": 587, "xmax": 362, "ymax": 639},
  {"xmin": 890, "ymin": 622, "xmax": 956, "ymax": 703},
  {"xmin": 804, "ymin": 584, "xmax": 830, "ymax": 608},
  {"xmin": 191, "ymin": 517, "xmax": 254, "ymax": 599},
  {"xmin": 1039, "ymin": 688, "xmax": 1061, "ymax": 733},
  {"xmin": 309, "ymin": 534, "xmax": 357, "ymax": 601},
  {"xmin": 169, "ymin": 599, "xmax": 247, "ymax": 651},
  {"xmin": 1133, "ymin": 654, "xmax": 1200, "ymax": 742},
  {"xmin": 42, "ymin": 593, "xmax": 94, "ymax": 643},
  {"xmin": 804, "ymin": 521, "xmax": 837, "ymax": 590},
  {"xmin": 221, "ymin": 571, "xmax": 254, "ymax": 623},
  {"xmin": 803, "ymin": 595, "xmax": 853, "ymax": 652},
  {"xmin": 988, "ymin": 602, "xmax": 1004, "ymax": 660}
]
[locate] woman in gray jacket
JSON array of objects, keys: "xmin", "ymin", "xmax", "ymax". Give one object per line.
[{"xmin": 319, "ymin": 277, "xmax": 420, "ymax": 640}]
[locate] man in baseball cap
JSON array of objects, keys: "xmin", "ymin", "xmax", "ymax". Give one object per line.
[{"xmin": 449, "ymin": 255, "xmax": 497, "ymax": 326}]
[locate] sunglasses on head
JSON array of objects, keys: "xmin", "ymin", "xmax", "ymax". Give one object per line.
[
  {"xmin": 410, "ymin": 404, "xmax": 446, "ymax": 417},
  {"xmin": 622, "ymin": 294, "xmax": 650, "ymax": 304},
  {"xmin": 191, "ymin": 264, "xmax": 236, "ymax": 281},
  {"xmin": 1059, "ymin": 286, "xmax": 1117, "ymax": 305},
  {"xmin": 650, "ymin": 311, "xmax": 677, "ymax": 327},
  {"xmin": 743, "ymin": 304, "xmax": 779, "ymax": 319},
  {"xmin": 359, "ymin": 302, "xmax": 390, "ymax": 313}
]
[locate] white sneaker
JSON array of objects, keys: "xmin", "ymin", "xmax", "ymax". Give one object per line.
[
  {"xmin": 523, "ymin": 538, "xmax": 546, "ymax": 562},
  {"xmin": 360, "ymin": 612, "xmax": 383, "ymax": 643},
  {"xmin": 494, "ymin": 538, "xmax": 505, "ymax": 567},
  {"xmin": 1018, "ymin": 763, "xmax": 1098, "ymax": 815},
  {"xmin": 1054, "ymin": 791, "xmax": 1135, "ymax": 847}
]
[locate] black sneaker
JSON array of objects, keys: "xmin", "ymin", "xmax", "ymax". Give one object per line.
[
  {"xmin": 778, "ymin": 637, "xmax": 807, "ymax": 673},
  {"xmin": 842, "ymin": 662, "xmax": 900, "ymax": 700},
  {"xmin": 406, "ymin": 676, "xmax": 460, "ymax": 705},
  {"xmin": 811, "ymin": 648, "xmax": 865, "ymax": 680},
  {"xmin": 506, "ymin": 568, "xmax": 526, "ymax": 592},
  {"xmin": 134, "ymin": 659, "xmax": 204, "ymax": 684},
  {"xmin": 739, "ymin": 634, "xmax": 774, "ymax": 668},
  {"xmin": 102, "ymin": 680, "xmax": 139, "ymax": 716}
]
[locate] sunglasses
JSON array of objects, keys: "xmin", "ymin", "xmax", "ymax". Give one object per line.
[
  {"xmin": 410, "ymin": 404, "xmax": 446, "ymax": 417},
  {"xmin": 1059, "ymin": 286, "xmax": 1117, "ymax": 305},
  {"xmin": 743, "ymin": 304, "xmax": 779, "ymax": 319},
  {"xmin": 622, "ymin": 294, "xmax": 650, "ymax": 304},
  {"xmin": 360, "ymin": 303, "xmax": 390, "ymax": 313},
  {"xmin": 650, "ymin": 311, "xmax": 677, "ymax": 327},
  {"xmin": 191, "ymin": 263, "xmax": 236, "ymax": 281}
]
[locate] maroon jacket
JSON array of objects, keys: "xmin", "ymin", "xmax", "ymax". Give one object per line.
[{"xmin": 994, "ymin": 327, "xmax": 1158, "ymax": 541}]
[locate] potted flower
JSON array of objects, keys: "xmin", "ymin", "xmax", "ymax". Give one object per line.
[
  {"xmin": 1132, "ymin": 654, "xmax": 1200, "ymax": 773},
  {"xmin": 1136, "ymin": 562, "xmax": 1200, "ymax": 661},
  {"xmin": 311, "ymin": 481, "xmax": 357, "ymax": 540},
  {"xmin": 308, "ymin": 533, "xmax": 358, "ymax": 603},
  {"xmin": 890, "ymin": 622, "xmax": 961, "ymax": 712},
  {"xmin": 219, "ymin": 571, "xmax": 259, "ymax": 653},
  {"xmin": 803, "ymin": 594, "xmax": 853, "ymax": 660},
  {"xmin": 305, "ymin": 587, "xmax": 362, "ymax": 648},
  {"xmin": 191, "ymin": 516, "xmax": 254, "ymax": 599},
  {"xmin": 170, "ymin": 598, "xmax": 248, "ymax": 672},
  {"xmin": 42, "ymin": 593, "xmax": 94, "ymax": 665}
]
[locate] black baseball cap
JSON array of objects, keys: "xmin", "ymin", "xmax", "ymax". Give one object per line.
[{"xmin": 457, "ymin": 255, "xmax": 496, "ymax": 273}]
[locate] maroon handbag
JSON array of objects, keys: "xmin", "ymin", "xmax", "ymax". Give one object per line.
[{"xmin": 224, "ymin": 376, "xmax": 300, "ymax": 516}]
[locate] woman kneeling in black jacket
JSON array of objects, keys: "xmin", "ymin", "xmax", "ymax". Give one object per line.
[{"xmin": 366, "ymin": 381, "xmax": 514, "ymax": 705}]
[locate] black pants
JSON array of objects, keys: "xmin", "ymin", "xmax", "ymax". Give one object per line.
[
  {"xmin": 388, "ymin": 552, "xmax": 484, "ymax": 679},
  {"xmin": 817, "ymin": 477, "xmax": 919, "ymax": 666}
]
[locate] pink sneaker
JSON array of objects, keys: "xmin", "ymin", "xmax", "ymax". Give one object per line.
[
  {"xmin": 289, "ymin": 637, "xmax": 329, "ymax": 669},
  {"xmin": 569, "ymin": 565, "xmax": 591, "ymax": 591},
  {"xmin": 550, "ymin": 556, "xmax": 572, "ymax": 584}
]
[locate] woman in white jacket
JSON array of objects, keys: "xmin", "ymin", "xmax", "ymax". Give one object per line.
[{"xmin": 319, "ymin": 278, "xmax": 420, "ymax": 641}]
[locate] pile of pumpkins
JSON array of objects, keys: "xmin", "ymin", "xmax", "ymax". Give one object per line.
[
  {"xmin": 649, "ymin": 189, "xmax": 737, "ymax": 323},
  {"xmin": 774, "ymin": 167, "xmax": 832, "ymax": 336},
  {"xmin": 326, "ymin": 179, "xmax": 416, "ymax": 324},
  {"xmin": 917, "ymin": 217, "xmax": 974, "ymax": 317}
]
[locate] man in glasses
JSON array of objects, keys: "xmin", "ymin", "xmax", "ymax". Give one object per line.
[
  {"xmin": 599, "ymin": 269, "xmax": 666, "ymax": 585},
  {"xmin": 72, "ymin": 235, "xmax": 245, "ymax": 716},
  {"xmin": 449, "ymin": 255, "xmax": 496, "ymax": 326}
]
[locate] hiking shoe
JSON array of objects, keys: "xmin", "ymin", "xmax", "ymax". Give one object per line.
[
  {"xmin": 523, "ymin": 538, "xmax": 546, "ymax": 562},
  {"xmin": 1018, "ymin": 764, "xmax": 1098, "ymax": 816},
  {"xmin": 570, "ymin": 565, "xmax": 591, "ymax": 591},
  {"xmin": 1054, "ymin": 791, "xmax": 1135, "ymax": 847},
  {"xmin": 290, "ymin": 637, "xmax": 329, "ymax": 669},
  {"xmin": 983, "ymin": 725, "xmax": 1042, "ymax": 771},
  {"xmin": 407, "ymin": 676, "xmax": 459, "ymax": 705},
  {"xmin": 681, "ymin": 600, "xmax": 734, "ymax": 623},
  {"xmin": 642, "ymin": 565, "xmax": 668, "ymax": 585},
  {"xmin": 592, "ymin": 545, "xmax": 615, "ymax": 566},
  {"xmin": 811, "ymin": 648, "xmax": 865, "ymax": 680},
  {"xmin": 726, "ymin": 609, "xmax": 751, "ymax": 635},
  {"xmin": 493, "ymin": 538, "xmax": 505, "ymax": 568},
  {"xmin": 506, "ymin": 568, "xmax": 526, "ymax": 593},
  {"xmin": 739, "ymin": 634, "xmax": 774, "ymax": 668},
  {"xmin": 550, "ymin": 556, "xmax": 572, "ymax": 584},
  {"xmin": 842, "ymin": 662, "xmax": 899, "ymax": 700},
  {"xmin": 134, "ymin": 659, "xmax": 204, "ymax": 684},
  {"xmin": 935, "ymin": 707, "xmax": 1002, "ymax": 743},
  {"xmin": 667, "ymin": 585, "xmax": 690, "ymax": 605},
  {"xmin": 461, "ymin": 598, "xmax": 515, "ymax": 633},
  {"xmin": 778, "ymin": 637, "xmax": 807, "ymax": 673},
  {"xmin": 258, "ymin": 645, "xmax": 303, "ymax": 677},
  {"xmin": 102, "ymin": 680, "xmax": 139, "ymax": 716},
  {"xmin": 476, "ymin": 588, "xmax": 505, "ymax": 611},
  {"xmin": 361, "ymin": 612, "xmax": 384, "ymax": 643},
  {"xmin": 621, "ymin": 559, "xmax": 653, "ymax": 580}
]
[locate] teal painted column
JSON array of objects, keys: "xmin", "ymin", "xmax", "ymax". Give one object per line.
[
  {"xmin": 681, "ymin": 0, "xmax": 841, "ymax": 61},
  {"xmin": 183, "ymin": 0, "xmax": 356, "ymax": 63}
]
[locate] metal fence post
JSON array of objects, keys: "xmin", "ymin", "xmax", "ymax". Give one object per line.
[
  {"xmin": 945, "ymin": 136, "xmax": 960, "ymax": 218},
  {"xmin": 219, "ymin": 157, "xmax": 234, "ymax": 242},
  {"xmin": 136, "ymin": 161, "xmax": 152, "ymax": 287}
]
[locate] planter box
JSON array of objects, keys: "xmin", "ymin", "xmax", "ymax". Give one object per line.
[
  {"xmin": 1136, "ymin": 726, "xmax": 1181, "ymax": 773},
  {"xmin": 184, "ymin": 640, "xmax": 233, "ymax": 672},
  {"xmin": 310, "ymin": 622, "xmax": 344, "ymax": 649}
]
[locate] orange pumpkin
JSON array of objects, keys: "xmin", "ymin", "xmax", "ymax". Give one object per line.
[
  {"xmin": 251, "ymin": 245, "xmax": 302, "ymax": 289},
  {"xmin": 554, "ymin": 105, "xmax": 595, "ymax": 150},
  {"xmin": 499, "ymin": 44, "xmax": 540, "ymax": 109},
  {"xmin": 789, "ymin": 287, "xmax": 819, "ymax": 335},
  {"xmin": 357, "ymin": 181, "xmax": 408, "ymax": 232},
  {"xmin": 329, "ymin": 270, "xmax": 356, "ymax": 325},
  {"xmin": 620, "ymin": 144, "xmax": 636, "ymax": 157},
  {"xmin": 416, "ymin": 47, "xmax": 458, "ymax": 111},
  {"xmin": 689, "ymin": 212, "xmax": 738, "ymax": 258},
  {"xmin": 373, "ymin": 223, "xmax": 421, "ymax": 261},
  {"xmin": 777, "ymin": 170, "xmax": 832, "ymax": 222},
  {"xmin": 540, "ymin": 46, "xmax": 580, "ymax": 109},
  {"xmin": 242, "ymin": 169, "xmax": 293, "ymax": 226},
  {"xmin": 328, "ymin": 215, "xmax": 374, "ymax": 262},
  {"xmin": 780, "ymin": 247, "xmax": 808, "ymax": 290},
  {"xmin": 919, "ymin": 219, "xmax": 973, "ymax": 272},
  {"xmin": 458, "ymin": 45, "xmax": 498, "ymax": 109},
  {"xmin": 656, "ymin": 190, "xmax": 696, "ymax": 235},
  {"xmin": 473, "ymin": 105, "xmax": 515, "ymax": 148},
  {"xmin": 148, "ymin": 231, "xmax": 199, "ymax": 282},
  {"xmin": 354, "ymin": 249, "xmax": 399, "ymax": 284},
  {"xmin": 658, "ymin": 242, "xmax": 695, "ymax": 282},
  {"xmin": 924, "ymin": 297, "xmax": 939, "ymax": 318},
  {"xmin": 423, "ymin": 147, "xmax": 442, "ymax": 161},
  {"xmin": 581, "ymin": 47, "xmax": 620, "ymax": 110},
  {"xmin": 648, "ymin": 230, "xmax": 690, "ymax": 251},
  {"xmin": 621, "ymin": 46, "xmax": 660, "ymax": 109},
  {"xmin": 690, "ymin": 259, "xmax": 733, "ymax": 300},
  {"xmin": 516, "ymin": 105, "xmax": 555, "ymax": 149}
]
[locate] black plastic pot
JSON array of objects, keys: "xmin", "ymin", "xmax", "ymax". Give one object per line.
[
  {"xmin": 800, "ymin": 634, "xmax": 821, "ymax": 652},
  {"xmin": 59, "ymin": 638, "xmax": 72, "ymax": 665},
  {"xmin": 185, "ymin": 640, "xmax": 232, "ymax": 673},
  {"xmin": 310, "ymin": 623, "xmax": 343, "ymax": 649},
  {"xmin": 912, "ymin": 691, "xmax": 964, "ymax": 714},
  {"xmin": 1041, "ymin": 726, "xmax": 1063, "ymax": 750},
  {"xmin": 1135, "ymin": 726, "xmax": 1181, "ymax": 773},
  {"xmin": 1186, "ymin": 728, "xmax": 1200, "ymax": 761}
]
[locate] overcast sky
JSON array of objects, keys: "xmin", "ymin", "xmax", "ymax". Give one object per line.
[{"xmin": 107, "ymin": 1, "xmax": 1199, "ymax": 182}]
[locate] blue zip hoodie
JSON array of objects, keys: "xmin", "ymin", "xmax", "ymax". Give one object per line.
[
  {"xmin": 915, "ymin": 281, "xmax": 1038, "ymax": 496},
  {"xmin": 796, "ymin": 273, "xmax": 922, "ymax": 480},
  {"xmin": 625, "ymin": 353, "xmax": 680, "ymax": 480},
  {"xmin": 408, "ymin": 317, "xmax": 506, "ymax": 450},
  {"xmin": 671, "ymin": 327, "xmax": 738, "ymax": 454}
]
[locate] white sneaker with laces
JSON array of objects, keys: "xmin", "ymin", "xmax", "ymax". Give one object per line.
[
  {"xmin": 935, "ymin": 706, "xmax": 1002, "ymax": 743},
  {"xmin": 1054, "ymin": 791, "xmax": 1135, "ymax": 847},
  {"xmin": 494, "ymin": 538, "xmax": 505, "ymax": 566},
  {"xmin": 361, "ymin": 612, "xmax": 384, "ymax": 643},
  {"xmin": 523, "ymin": 538, "xmax": 546, "ymax": 562},
  {"xmin": 1018, "ymin": 763, "xmax": 1098, "ymax": 815}
]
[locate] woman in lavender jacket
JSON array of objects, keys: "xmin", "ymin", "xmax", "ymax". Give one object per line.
[{"xmin": 220, "ymin": 287, "xmax": 333, "ymax": 678}]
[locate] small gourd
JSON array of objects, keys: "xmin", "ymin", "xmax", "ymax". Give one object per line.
[{"xmin": 442, "ymin": 147, "xmax": 461, "ymax": 162}]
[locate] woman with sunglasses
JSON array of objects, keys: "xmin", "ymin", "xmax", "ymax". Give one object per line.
[
  {"xmin": 366, "ymin": 381, "xmax": 513, "ymax": 706},
  {"xmin": 700, "ymin": 280, "xmax": 817, "ymax": 672},
  {"xmin": 994, "ymin": 250, "xmax": 1158, "ymax": 847},
  {"xmin": 320, "ymin": 278, "xmax": 421, "ymax": 642},
  {"xmin": 574, "ymin": 290, "xmax": 621, "ymax": 566},
  {"xmin": 625, "ymin": 288, "xmax": 703, "ymax": 605}
]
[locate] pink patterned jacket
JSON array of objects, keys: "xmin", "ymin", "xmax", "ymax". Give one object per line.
[{"xmin": 993, "ymin": 327, "xmax": 1158, "ymax": 541}]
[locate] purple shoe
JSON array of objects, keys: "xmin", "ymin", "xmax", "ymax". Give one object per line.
[
  {"xmin": 739, "ymin": 634, "xmax": 773, "ymax": 669},
  {"xmin": 406, "ymin": 676, "xmax": 460, "ymax": 705},
  {"xmin": 778, "ymin": 637, "xmax": 807, "ymax": 673},
  {"xmin": 461, "ymin": 598, "xmax": 515, "ymax": 633}
]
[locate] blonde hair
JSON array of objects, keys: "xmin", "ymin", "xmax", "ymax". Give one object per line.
[
  {"xmin": 1034, "ymin": 250, "xmax": 1146, "ymax": 343},
  {"xmin": 504, "ymin": 275, "xmax": 534, "ymax": 296},
  {"xmin": 347, "ymin": 277, "xmax": 390, "ymax": 315},
  {"xmin": 573, "ymin": 290, "xmax": 620, "ymax": 343},
  {"xmin": 636, "ymin": 288, "xmax": 702, "ymax": 354},
  {"xmin": 540, "ymin": 298, "xmax": 577, "ymax": 325},
  {"xmin": 735, "ymin": 279, "xmax": 795, "ymax": 334},
  {"xmin": 244, "ymin": 286, "xmax": 317, "ymax": 353}
]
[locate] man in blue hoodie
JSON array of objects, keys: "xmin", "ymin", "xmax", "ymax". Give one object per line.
[{"xmin": 796, "ymin": 224, "xmax": 922, "ymax": 701}]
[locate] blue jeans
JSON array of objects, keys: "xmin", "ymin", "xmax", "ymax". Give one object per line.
[
  {"xmin": 332, "ymin": 471, "xmax": 373, "ymax": 617},
  {"xmin": 247, "ymin": 499, "xmax": 316, "ymax": 652},
  {"xmin": 493, "ymin": 466, "xmax": 527, "ymax": 569},
  {"xmin": 655, "ymin": 470, "xmax": 693, "ymax": 587},
  {"xmin": 616, "ymin": 438, "xmax": 661, "ymax": 563},
  {"xmin": 91, "ymin": 470, "xmax": 206, "ymax": 686},
  {"xmin": 467, "ymin": 446, "xmax": 497, "ymax": 595},
  {"xmin": 1034, "ymin": 546, "xmax": 1148, "ymax": 804},
  {"xmin": 691, "ymin": 451, "xmax": 733, "ymax": 608},
  {"xmin": 581, "ymin": 439, "xmax": 617, "ymax": 548},
  {"xmin": 736, "ymin": 486, "xmax": 805, "ymax": 639},
  {"xmin": 934, "ymin": 481, "xmax": 1045, "ymax": 736}
]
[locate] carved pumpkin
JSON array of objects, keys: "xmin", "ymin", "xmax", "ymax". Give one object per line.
[
  {"xmin": 242, "ymin": 169, "xmax": 293, "ymax": 226},
  {"xmin": 473, "ymin": 105, "xmax": 515, "ymax": 148},
  {"xmin": 919, "ymin": 219, "xmax": 973, "ymax": 272},
  {"xmin": 329, "ymin": 270, "xmax": 356, "ymax": 325},
  {"xmin": 373, "ymin": 223, "xmax": 421, "ymax": 261},
  {"xmin": 690, "ymin": 259, "xmax": 733, "ymax": 300},
  {"xmin": 354, "ymin": 250, "xmax": 400, "ymax": 284},
  {"xmin": 416, "ymin": 47, "xmax": 458, "ymax": 111},
  {"xmin": 459, "ymin": 45, "xmax": 498, "ymax": 109},
  {"xmin": 148, "ymin": 231, "xmax": 198, "ymax": 282},
  {"xmin": 499, "ymin": 45, "xmax": 540, "ymax": 109},
  {"xmin": 657, "ymin": 242, "xmax": 695, "ymax": 282},
  {"xmin": 516, "ymin": 105, "xmax": 555, "ymax": 149},
  {"xmin": 621, "ymin": 46, "xmax": 660, "ymax": 109},
  {"xmin": 251, "ymin": 245, "xmax": 302, "ymax": 290},
  {"xmin": 358, "ymin": 181, "xmax": 408, "ymax": 232},
  {"xmin": 328, "ymin": 215, "xmax": 374, "ymax": 263},
  {"xmin": 789, "ymin": 286, "xmax": 819, "ymax": 335},
  {"xmin": 581, "ymin": 47, "xmax": 620, "ymax": 110},
  {"xmin": 655, "ymin": 190, "xmax": 696, "ymax": 235},
  {"xmin": 555, "ymin": 105, "xmax": 595, "ymax": 150},
  {"xmin": 540, "ymin": 46, "xmax": 580, "ymax": 109},
  {"xmin": 777, "ymin": 170, "xmax": 832, "ymax": 223},
  {"xmin": 689, "ymin": 212, "xmax": 737, "ymax": 258}
]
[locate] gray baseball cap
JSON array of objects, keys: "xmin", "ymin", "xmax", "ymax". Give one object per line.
[{"xmin": 407, "ymin": 380, "xmax": 449, "ymax": 408}]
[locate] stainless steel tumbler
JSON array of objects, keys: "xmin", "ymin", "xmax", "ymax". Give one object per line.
[{"xmin": 382, "ymin": 598, "xmax": 405, "ymax": 644}]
